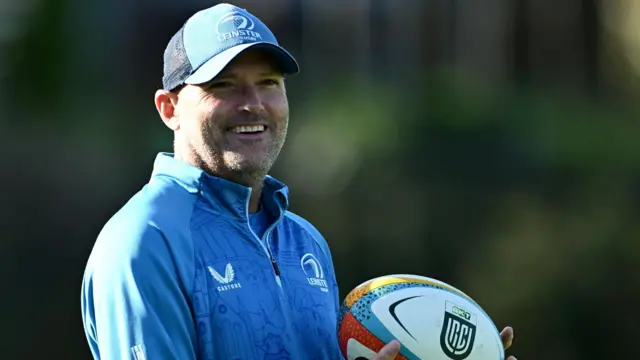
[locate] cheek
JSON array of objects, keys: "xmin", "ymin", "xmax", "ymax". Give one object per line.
[
  {"xmin": 265, "ymin": 95, "xmax": 289, "ymax": 122},
  {"xmin": 179, "ymin": 99, "xmax": 217, "ymax": 131}
]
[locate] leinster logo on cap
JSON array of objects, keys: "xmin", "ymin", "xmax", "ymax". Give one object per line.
[
  {"xmin": 440, "ymin": 301, "xmax": 477, "ymax": 360},
  {"xmin": 216, "ymin": 11, "xmax": 262, "ymax": 42}
]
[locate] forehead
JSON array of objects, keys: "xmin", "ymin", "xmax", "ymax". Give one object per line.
[{"xmin": 218, "ymin": 49, "xmax": 281, "ymax": 76}]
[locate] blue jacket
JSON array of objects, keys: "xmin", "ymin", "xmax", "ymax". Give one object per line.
[{"xmin": 81, "ymin": 153, "xmax": 342, "ymax": 360}]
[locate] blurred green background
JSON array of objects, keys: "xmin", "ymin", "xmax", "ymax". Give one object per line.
[{"xmin": 1, "ymin": 0, "xmax": 638, "ymax": 359}]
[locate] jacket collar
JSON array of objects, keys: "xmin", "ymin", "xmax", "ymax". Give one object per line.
[{"xmin": 150, "ymin": 152, "xmax": 290, "ymax": 220}]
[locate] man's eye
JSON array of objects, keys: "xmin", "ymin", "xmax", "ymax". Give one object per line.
[
  {"xmin": 261, "ymin": 79, "xmax": 280, "ymax": 86},
  {"xmin": 208, "ymin": 81, "xmax": 233, "ymax": 89}
]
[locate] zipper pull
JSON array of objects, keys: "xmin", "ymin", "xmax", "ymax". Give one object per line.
[{"xmin": 270, "ymin": 256, "xmax": 281, "ymax": 276}]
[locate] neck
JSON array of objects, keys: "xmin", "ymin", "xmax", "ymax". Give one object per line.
[
  {"xmin": 173, "ymin": 149, "xmax": 265, "ymax": 213},
  {"xmin": 248, "ymin": 184, "xmax": 262, "ymax": 213}
]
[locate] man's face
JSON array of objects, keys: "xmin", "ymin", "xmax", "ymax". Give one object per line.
[{"xmin": 174, "ymin": 49, "xmax": 289, "ymax": 185}]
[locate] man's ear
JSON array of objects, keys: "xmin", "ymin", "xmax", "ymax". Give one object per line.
[{"xmin": 154, "ymin": 89, "xmax": 180, "ymax": 131}]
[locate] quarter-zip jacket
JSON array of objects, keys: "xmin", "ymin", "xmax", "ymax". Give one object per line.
[{"xmin": 81, "ymin": 152, "xmax": 342, "ymax": 360}]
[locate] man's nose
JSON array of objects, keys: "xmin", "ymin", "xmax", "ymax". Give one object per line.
[{"xmin": 237, "ymin": 86, "xmax": 265, "ymax": 114}]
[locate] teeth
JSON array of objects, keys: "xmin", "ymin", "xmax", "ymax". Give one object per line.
[{"xmin": 232, "ymin": 125, "xmax": 265, "ymax": 133}]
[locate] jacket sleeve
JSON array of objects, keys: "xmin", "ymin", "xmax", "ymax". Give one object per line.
[{"xmin": 81, "ymin": 224, "xmax": 197, "ymax": 360}]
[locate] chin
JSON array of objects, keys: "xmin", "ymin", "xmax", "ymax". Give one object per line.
[
  {"xmin": 224, "ymin": 162, "xmax": 270, "ymax": 185},
  {"xmin": 222, "ymin": 150, "xmax": 276, "ymax": 180}
]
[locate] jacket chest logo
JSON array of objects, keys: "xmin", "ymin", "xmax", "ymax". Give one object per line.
[{"xmin": 208, "ymin": 263, "xmax": 242, "ymax": 292}]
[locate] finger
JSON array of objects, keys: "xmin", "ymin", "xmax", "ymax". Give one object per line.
[
  {"xmin": 500, "ymin": 326, "xmax": 514, "ymax": 350},
  {"xmin": 374, "ymin": 340, "xmax": 401, "ymax": 360},
  {"xmin": 507, "ymin": 356, "xmax": 517, "ymax": 360}
]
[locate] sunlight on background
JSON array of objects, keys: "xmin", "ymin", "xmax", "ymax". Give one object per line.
[{"xmin": 603, "ymin": 0, "xmax": 640, "ymax": 90}]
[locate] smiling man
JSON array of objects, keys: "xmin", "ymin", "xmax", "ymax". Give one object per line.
[
  {"xmin": 80, "ymin": 3, "xmax": 516, "ymax": 360},
  {"xmin": 80, "ymin": 4, "xmax": 342, "ymax": 360}
]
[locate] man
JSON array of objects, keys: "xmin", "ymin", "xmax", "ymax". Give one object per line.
[{"xmin": 80, "ymin": 3, "xmax": 516, "ymax": 360}]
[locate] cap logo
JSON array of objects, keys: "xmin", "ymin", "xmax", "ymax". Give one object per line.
[{"xmin": 216, "ymin": 11, "xmax": 262, "ymax": 42}]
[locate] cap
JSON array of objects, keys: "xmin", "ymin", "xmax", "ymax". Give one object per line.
[{"xmin": 162, "ymin": 3, "xmax": 299, "ymax": 91}]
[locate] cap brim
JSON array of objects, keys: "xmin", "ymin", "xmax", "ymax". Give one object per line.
[{"xmin": 184, "ymin": 42, "xmax": 299, "ymax": 85}]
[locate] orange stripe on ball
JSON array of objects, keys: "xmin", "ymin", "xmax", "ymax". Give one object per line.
[
  {"xmin": 350, "ymin": 275, "xmax": 473, "ymax": 304},
  {"xmin": 344, "ymin": 286, "xmax": 369, "ymax": 307},
  {"xmin": 339, "ymin": 312, "xmax": 408, "ymax": 360}
]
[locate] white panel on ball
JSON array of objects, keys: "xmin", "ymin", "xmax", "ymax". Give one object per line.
[
  {"xmin": 370, "ymin": 285, "xmax": 503, "ymax": 359},
  {"xmin": 346, "ymin": 338, "xmax": 378, "ymax": 360}
]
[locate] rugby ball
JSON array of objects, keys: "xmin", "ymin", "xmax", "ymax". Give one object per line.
[{"xmin": 338, "ymin": 274, "xmax": 504, "ymax": 360}]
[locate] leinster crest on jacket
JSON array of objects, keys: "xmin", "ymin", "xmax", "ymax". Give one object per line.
[{"xmin": 439, "ymin": 301, "xmax": 477, "ymax": 360}]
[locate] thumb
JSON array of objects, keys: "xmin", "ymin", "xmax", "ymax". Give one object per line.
[{"xmin": 374, "ymin": 340, "xmax": 401, "ymax": 360}]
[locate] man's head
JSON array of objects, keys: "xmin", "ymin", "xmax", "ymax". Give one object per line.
[{"xmin": 154, "ymin": 3, "xmax": 299, "ymax": 187}]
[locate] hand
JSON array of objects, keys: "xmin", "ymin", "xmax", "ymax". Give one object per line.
[
  {"xmin": 371, "ymin": 326, "xmax": 516, "ymax": 360},
  {"xmin": 371, "ymin": 340, "xmax": 401, "ymax": 360},
  {"xmin": 501, "ymin": 326, "xmax": 516, "ymax": 360}
]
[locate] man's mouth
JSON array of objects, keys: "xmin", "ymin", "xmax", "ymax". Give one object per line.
[{"xmin": 230, "ymin": 125, "xmax": 266, "ymax": 134}]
